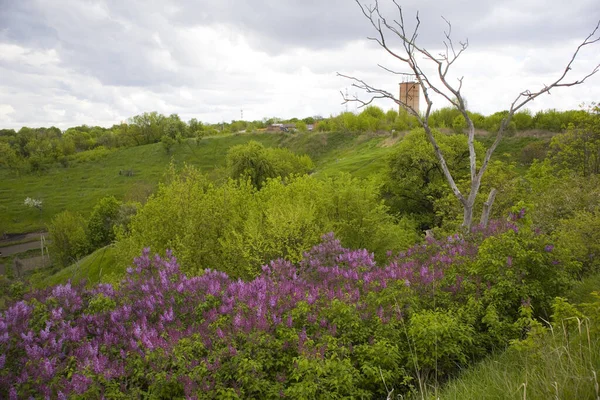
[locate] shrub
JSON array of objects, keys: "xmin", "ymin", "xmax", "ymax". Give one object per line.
[
  {"xmin": 226, "ymin": 141, "xmax": 313, "ymax": 189},
  {"xmin": 519, "ymin": 140, "xmax": 548, "ymax": 165},
  {"xmin": 48, "ymin": 211, "xmax": 89, "ymax": 267},
  {"xmin": 117, "ymin": 167, "xmax": 417, "ymax": 279},
  {"xmin": 553, "ymin": 210, "xmax": 600, "ymax": 277},
  {"xmin": 1, "ymin": 222, "xmax": 574, "ymax": 398},
  {"xmin": 87, "ymin": 196, "xmax": 122, "ymax": 250}
]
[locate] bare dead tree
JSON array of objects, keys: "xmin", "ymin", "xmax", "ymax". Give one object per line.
[{"xmin": 338, "ymin": 0, "xmax": 600, "ymax": 230}]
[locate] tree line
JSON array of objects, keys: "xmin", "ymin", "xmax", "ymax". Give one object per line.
[{"xmin": 0, "ymin": 107, "xmax": 592, "ymax": 173}]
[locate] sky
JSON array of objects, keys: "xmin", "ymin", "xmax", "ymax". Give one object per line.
[{"xmin": 0, "ymin": 0, "xmax": 599, "ymax": 130}]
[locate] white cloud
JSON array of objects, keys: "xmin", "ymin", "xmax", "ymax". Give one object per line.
[{"xmin": 0, "ymin": 0, "xmax": 598, "ymax": 129}]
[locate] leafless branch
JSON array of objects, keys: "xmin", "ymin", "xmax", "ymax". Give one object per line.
[
  {"xmin": 377, "ymin": 64, "xmax": 414, "ymax": 76},
  {"xmin": 478, "ymin": 19, "xmax": 600, "ymax": 183},
  {"xmin": 339, "ymin": 0, "xmax": 600, "ymax": 228}
]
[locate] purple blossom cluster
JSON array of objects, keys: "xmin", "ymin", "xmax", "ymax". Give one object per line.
[{"xmin": 0, "ymin": 226, "xmax": 541, "ymax": 398}]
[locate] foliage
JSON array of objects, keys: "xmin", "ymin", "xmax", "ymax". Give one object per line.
[
  {"xmin": 161, "ymin": 134, "xmax": 176, "ymax": 154},
  {"xmin": 87, "ymin": 196, "xmax": 122, "ymax": 250},
  {"xmin": 226, "ymin": 140, "xmax": 313, "ymax": 189},
  {"xmin": 553, "ymin": 209, "xmax": 600, "ymax": 277},
  {"xmin": 547, "ymin": 103, "xmax": 600, "ymax": 176},
  {"xmin": 0, "ymin": 142, "xmax": 21, "ymax": 171},
  {"xmin": 382, "ymin": 128, "xmax": 478, "ymax": 229},
  {"xmin": 524, "ymin": 161, "xmax": 600, "ymax": 233},
  {"xmin": 47, "ymin": 211, "xmax": 90, "ymax": 268},
  {"xmin": 519, "ymin": 140, "xmax": 549, "ymax": 165},
  {"xmin": 117, "ymin": 166, "xmax": 417, "ymax": 279},
  {"xmin": 408, "ymin": 310, "xmax": 474, "ymax": 375},
  {"xmin": 1, "ymin": 218, "xmax": 575, "ymax": 398}
]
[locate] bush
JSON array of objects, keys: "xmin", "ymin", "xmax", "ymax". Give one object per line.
[
  {"xmin": 226, "ymin": 141, "xmax": 313, "ymax": 189},
  {"xmin": 512, "ymin": 110, "xmax": 534, "ymax": 131},
  {"xmin": 553, "ymin": 210, "xmax": 600, "ymax": 277},
  {"xmin": 117, "ymin": 167, "xmax": 418, "ymax": 279},
  {"xmin": 408, "ymin": 310, "xmax": 474, "ymax": 375},
  {"xmin": 87, "ymin": 196, "xmax": 122, "ymax": 250},
  {"xmin": 1, "ymin": 221, "xmax": 578, "ymax": 398},
  {"xmin": 48, "ymin": 211, "xmax": 89, "ymax": 267},
  {"xmin": 519, "ymin": 141, "xmax": 548, "ymax": 165}
]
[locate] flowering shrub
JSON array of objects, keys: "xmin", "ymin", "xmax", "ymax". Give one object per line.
[
  {"xmin": 23, "ymin": 197, "xmax": 43, "ymax": 211},
  {"xmin": 0, "ymin": 219, "xmax": 572, "ymax": 398}
]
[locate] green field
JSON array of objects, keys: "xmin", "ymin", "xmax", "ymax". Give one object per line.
[
  {"xmin": 0, "ymin": 131, "xmax": 398, "ymax": 233},
  {"xmin": 0, "ymin": 129, "xmax": 546, "ymax": 235},
  {"xmin": 0, "ymin": 133, "xmax": 285, "ymax": 233}
]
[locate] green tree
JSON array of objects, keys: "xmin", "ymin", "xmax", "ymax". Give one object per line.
[
  {"xmin": 88, "ymin": 196, "xmax": 122, "ymax": 249},
  {"xmin": 161, "ymin": 135, "xmax": 176, "ymax": 154},
  {"xmin": 48, "ymin": 211, "xmax": 89, "ymax": 267},
  {"xmin": 382, "ymin": 128, "xmax": 475, "ymax": 229},
  {"xmin": 548, "ymin": 103, "xmax": 600, "ymax": 176},
  {"xmin": 226, "ymin": 141, "xmax": 313, "ymax": 189},
  {"xmin": 0, "ymin": 142, "xmax": 20, "ymax": 171},
  {"xmin": 226, "ymin": 141, "xmax": 275, "ymax": 188}
]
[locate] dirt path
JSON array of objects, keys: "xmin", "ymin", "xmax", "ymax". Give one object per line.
[
  {"xmin": 0, "ymin": 240, "xmax": 43, "ymax": 257},
  {"xmin": 0, "ymin": 232, "xmax": 44, "ymax": 246},
  {"xmin": 0, "ymin": 233, "xmax": 49, "ymax": 276}
]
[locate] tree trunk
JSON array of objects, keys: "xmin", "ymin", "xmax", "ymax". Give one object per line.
[
  {"xmin": 462, "ymin": 203, "xmax": 474, "ymax": 231},
  {"xmin": 480, "ymin": 188, "xmax": 498, "ymax": 228}
]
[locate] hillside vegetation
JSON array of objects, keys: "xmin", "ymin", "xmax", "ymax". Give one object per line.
[{"xmin": 2, "ymin": 105, "xmax": 600, "ymax": 399}]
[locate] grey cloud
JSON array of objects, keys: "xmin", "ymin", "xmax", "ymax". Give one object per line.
[
  {"xmin": 0, "ymin": 0, "xmax": 598, "ymax": 129},
  {"xmin": 2, "ymin": 0, "xmax": 597, "ymax": 88}
]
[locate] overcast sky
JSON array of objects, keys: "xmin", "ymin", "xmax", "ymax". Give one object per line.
[{"xmin": 0, "ymin": 0, "xmax": 599, "ymax": 129}]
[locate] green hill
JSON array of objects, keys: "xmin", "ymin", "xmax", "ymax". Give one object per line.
[{"xmin": 0, "ymin": 130, "xmax": 547, "ymax": 234}]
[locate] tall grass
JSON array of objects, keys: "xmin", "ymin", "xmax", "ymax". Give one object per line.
[{"xmin": 413, "ymin": 295, "xmax": 600, "ymax": 400}]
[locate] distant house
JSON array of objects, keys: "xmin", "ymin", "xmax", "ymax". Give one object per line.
[
  {"xmin": 266, "ymin": 124, "xmax": 284, "ymax": 132},
  {"xmin": 282, "ymin": 124, "xmax": 296, "ymax": 132},
  {"xmin": 267, "ymin": 123, "xmax": 296, "ymax": 133}
]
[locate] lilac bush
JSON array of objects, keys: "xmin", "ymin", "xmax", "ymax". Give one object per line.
[{"xmin": 0, "ymin": 220, "xmax": 570, "ymax": 398}]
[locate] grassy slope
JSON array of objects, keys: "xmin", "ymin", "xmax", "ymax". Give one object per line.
[
  {"xmin": 29, "ymin": 245, "xmax": 119, "ymax": 288},
  {"xmin": 0, "ymin": 130, "xmax": 548, "ymax": 235},
  {"xmin": 414, "ymin": 273, "xmax": 600, "ymax": 400},
  {"xmin": 0, "ymin": 133, "xmax": 285, "ymax": 234},
  {"xmin": 0, "ymin": 130, "xmax": 406, "ymax": 234}
]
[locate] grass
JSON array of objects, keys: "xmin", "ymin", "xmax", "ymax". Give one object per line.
[
  {"xmin": 412, "ymin": 276, "xmax": 600, "ymax": 400},
  {"xmin": 30, "ymin": 245, "xmax": 120, "ymax": 288},
  {"xmin": 477, "ymin": 133, "xmax": 549, "ymax": 170},
  {"xmin": 311, "ymin": 133, "xmax": 396, "ymax": 179},
  {"xmin": 0, "ymin": 133, "xmax": 286, "ymax": 234},
  {"xmin": 0, "ymin": 131, "xmax": 399, "ymax": 235},
  {"xmin": 417, "ymin": 332, "xmax": 599, "ymax": 400}
]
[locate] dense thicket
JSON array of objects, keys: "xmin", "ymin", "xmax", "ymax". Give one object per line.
[
  {"xmin": 116, "ymin": 166, "xmax": 417, "ymax": 279},
  {"xmin": 0, "ymin": 214, "xmax": 576, "ymax": 398}
]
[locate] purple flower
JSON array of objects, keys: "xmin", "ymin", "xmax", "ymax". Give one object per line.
[{"xmin": 544, "ymin": 244, "xmax": 554, "ymax": 252}]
